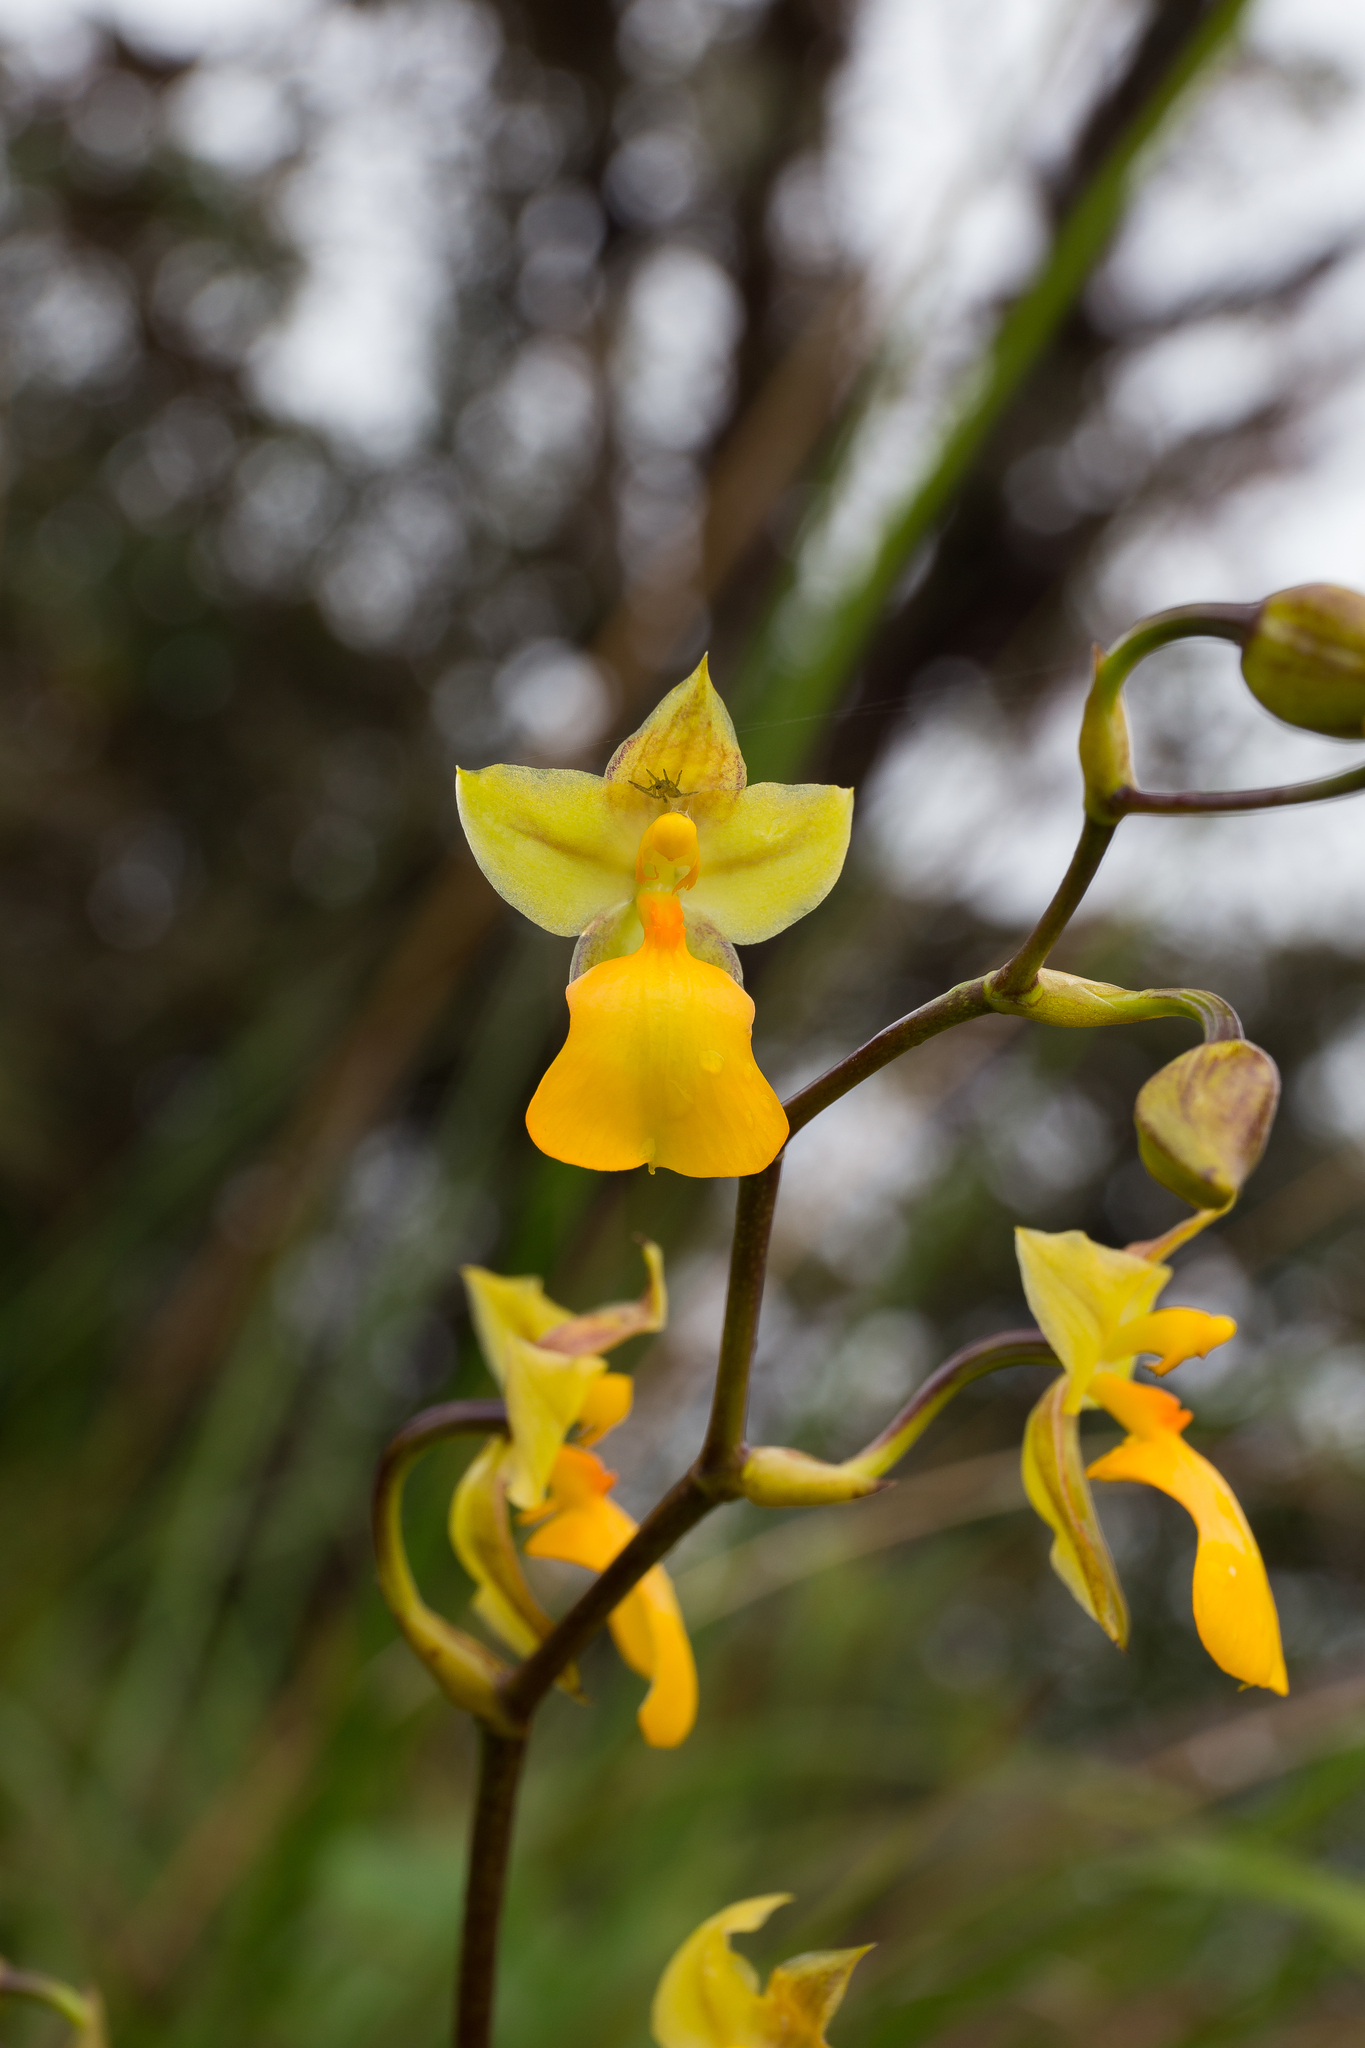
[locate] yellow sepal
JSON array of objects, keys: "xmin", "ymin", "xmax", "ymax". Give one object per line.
[
  {"xmin": 456, "ymin": 762, "xmax": 646, "ymax": 936},
  {"xmin": 606, "ymin": 653, "xmax": 746, "ymax": 798},
  {"xmin": 449, "ymin": 1441, "xmax": 569, "ymax": 1674},
  {"xmin": 651, "ymin": 1893, "xmax": 870, "ymax": 2048},
  {"xmin": 1021, "ymin": 1376, "xmax": 1128, "ymax": 1646},
  {"xmin": 1015, "ymin": 1226, "xmax": 1238, "ymax": 1413}
]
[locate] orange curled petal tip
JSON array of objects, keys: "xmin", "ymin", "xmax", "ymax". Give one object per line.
[
  {"xmin": 524, "ymin": 1446, "xmax": 699, "ymax": 1746},
  {"xmin": 526, "ymin": 892, "xmax": 788, "ymax": 1177},
  {"xmin": 1089, "ymin": 1371, "xmax": 1287, "ymax": 1695}
]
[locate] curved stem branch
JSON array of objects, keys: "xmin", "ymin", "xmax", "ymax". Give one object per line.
[
  {"xmin": 455, "ymin": 1729, "xmax": 527, "ymax": 2048},
  {"xmin": 990, "ymin": 817, "xmax": 1116, "ymax": 1000},
  {"xmin": 852, "ymin": 1329, "xmax": 1056, "ymax": 1478},
  {"xmin": 783, "ymin": 978, "xmax": 993, "ymax": 1138},
  {"xmin": 1116, "ymin": 760, "xmax": 1365, "ymax": 815}
]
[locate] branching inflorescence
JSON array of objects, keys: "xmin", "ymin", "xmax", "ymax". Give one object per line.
[{"xmin": 361, "ymin": 584, "xmax": 1365, "ymax": 2048}]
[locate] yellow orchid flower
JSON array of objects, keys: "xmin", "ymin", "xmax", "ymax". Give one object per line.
[
  {"xmin": 1088, "ymin": 1372, "xmax": 1287, "ymax": 1694},
  {"xmin": 450, "ymin": 1246, "xmax": 694, "ymax": 1743},
  {"xmin": 1014, "ymin": 1225, "xmax": 1285, "ymax": 1693},
  {"xmin": 1015, "ymin": 1225, "xmax": 1235, "ymax": 1413},
  {"xmin": 460, "ymin": 1242, "xmax": 665, "ymax": 1510},
  {"xmin": 651, "ymin": 1894, "xmax": 870, "ymax": 2048},
  {"xmin": 457, "ymin": 656, "xmax": 853, "ymax": 1177},
  {"xmin": 524, "ymin": 1444, "xmax": 697, "ymax": 1748}
]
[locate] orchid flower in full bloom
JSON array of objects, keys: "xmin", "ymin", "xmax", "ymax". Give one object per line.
[
  {"xmin": 651, "ymin": 1895, "xmax": 869, "ymax": 2048},
  {"xmin": 450, "ymin": 1245, "xmax": 698, "ymax": 1747},
  {"xmin": 1016, "ymin": 1226, "xmax": 1286, "ymax": 1695},
  {"xmin": 457, "ymin": 656, "xmax": 852, "ymax": 1176}
]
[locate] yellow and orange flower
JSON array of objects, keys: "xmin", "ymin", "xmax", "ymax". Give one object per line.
[
  {"xmin": 450, "ymin": 1248, "xmax": 698, "ymax": 1746},
  {"xmin": 651, "ymin": 1894, "xmax": 869, "ymax": 2048},
  {"xmin": 457, "ymin": 656, "xmax": 852, "ymax": 1177},
  {"xmin": 1016, "ymin": 1226, "xmax": 1286, "ymax": 1694}
]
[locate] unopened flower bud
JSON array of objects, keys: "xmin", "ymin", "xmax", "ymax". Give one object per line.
[
  {"xmin": 739, "ymin": 1444, "xmax": 887, "ymax": 1508},
  {"xmin": 1135, "ymin": 1039, "xmax": 1279, "ymax": 1213},
  {"xmin": 1241, "ymin": 584, "xmax": 1365, "ymax": 738}
]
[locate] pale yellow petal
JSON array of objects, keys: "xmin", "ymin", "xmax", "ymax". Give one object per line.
[
  {"xmin": 651, "ymin": 1896, "xmax": 792, "ymax": 2048},
  {"xmin": 449, "ymin": 1441, "xmax": 553, "ymax": 1660},
  {"xmin": 1021, "ymin": 1377, "xmax": 1128, "ymax": 1645},
  {"xmin": 501, "ymin": 1335, "xmax": 605, "ymax": 1510},
  {"xmin": 456, "ymin": 763, "xmax": 647, "ymax": 935},
  {"xmin": 606, "ymin": 654, "xmax": 747, "ymax": 798},
  {"xmin": 687, "ymin": 782, "xmax": 853, "ymax": 945},
  {"xmin": 1015, "ymin": 1227, "xmax": 1169, "ymax": 1408},
  {"xmin": 460, "ymin": 1266, "xmax": 573, "ymax": 1382}
]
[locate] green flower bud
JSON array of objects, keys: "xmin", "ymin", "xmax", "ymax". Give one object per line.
[
  {"xmin": 1241, "ymin": 584, "xmax": 1365, "ymax": 737},
  {"xmin": 1135, "ymin": 1039, "xmax": 1279, "ymax": 1213}
]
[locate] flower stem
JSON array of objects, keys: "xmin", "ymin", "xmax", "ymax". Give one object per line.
[
  {"xmin": 701, "ymin": 1161, "xmax": 783, "ymax": 1476},
  {"xmin": 1117, "ymin": 761, "xmax": 1365, "ymax": 814},
  {"xmin": 850, "ymin": 1329, "xmax": 1055, "ymax": 1478},
  {"xmin": 455, "ymin": 1728, "xmax": 528, "ymax": 2048},
  {"xmin": 783, "ymin": 977, "xmax": 993, "ymax": 1137},
  {"xmin": 989, "ymin": 817, "xmax": 1116, "ymax": 1002}
]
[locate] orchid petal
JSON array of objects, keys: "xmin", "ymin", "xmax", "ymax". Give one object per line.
[
  {"xmin": 456, "ymin": 764, "xmax": 647, "ymax": 935},
  {"xmin": 651, "ymin": 1896, "xmax": 790, "ymax": 2048},
  {"xmin": 687, "ymin": 783, "xmax": 854, "ymax": 945},
  {"xmin": 1089, "ymin": 1372, "xmax": 1287, "ymax": 1694},
  {"xmin": 526, "ymin": 891, "xmax": 788, "ymax": 1177},
  {"xmin": 1015, "ymin": 1227, "xmax": 1170, "ymax": 1408},
  {"xmin": 1113, "ymin": 1307, "xmax": 1236, "ymax": 1376},
  {"xmin": 524, "ymin": 1447, "xmax": 698, "ymax": 1747},
  {"xmin": 1021, "ymin": 1377, "xmax": 1128, "ymax": 1645},
  {"xmin": 605, "ymin": 654, "xmax": 746, "ymax": 799},
  {"xmin": 537, "ymin": 1240, "xmax": 666, "ymax": 1357}
]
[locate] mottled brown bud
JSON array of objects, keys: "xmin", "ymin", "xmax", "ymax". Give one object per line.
[
  {"xmin": 1242, "ymin": 584, "xmax": 1365, "ymax": 737},
  {"xmin": 1135, "ymin": 1039, "xmax": 1279, "ymax": 1213}
]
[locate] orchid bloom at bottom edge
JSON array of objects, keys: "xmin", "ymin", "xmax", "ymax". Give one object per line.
[
  {"xmin": 522, "ymin": 1444, "xmax": 698, "ymax": 1748},
  {"xmin": 651, "ymin": 1894, "xmax": 870, "ymax": 2048}
]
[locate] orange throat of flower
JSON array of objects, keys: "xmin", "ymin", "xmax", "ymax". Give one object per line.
[{"xmin": 526, "ymin": 817, "xmax": 789, "ymax": 1178}]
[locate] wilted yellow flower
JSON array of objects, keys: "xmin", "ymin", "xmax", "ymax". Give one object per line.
[
  {"xmin": 450, "ymin": 1246, "xmax": 697, "ymax": 1745},
  {"xmin": 651, "ymin": 1894, "xmax": 869, "ymax": 2048},
  {"xmin": 460, "ymin": 1243, "xmax": 664, "ymax": 1510},
  {"xmin": 457, "ymin": 656, "xmax": 852, "ymax": 1176},
  {"xmin": 1016, "ymin": 1226, "xmax": 1285, "ymax": 1693}
]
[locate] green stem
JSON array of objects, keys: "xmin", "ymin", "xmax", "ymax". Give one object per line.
[
  {"xmin": 455, "ymin": 1729, "xmax": 528, "ymax": 2048},
  {"xmin": 850, "ymin": 1330, "xmax": 1055, "ymax": 1478},
  {"xmin": 700, "ymin": 1162, "xmax": 783, "ymax": 1477},
  {"xmin": 0, "ymin": 1965, "xmax": 103, "ymax": 2042},
  {"xmin": 1118, "ymin": 761, "xmax": 1365, "ymax": 815},
  {"xmin": 989, "ymin": 817, "xmax": 1116, "ymax": 1000},
  {"xmin": 1088, "ymin": 602, "xmax": 1254, "ymax": 708},
  {"xmin": 783, "ymin": 978, "xmax": 993, "ymax": 1138}
]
